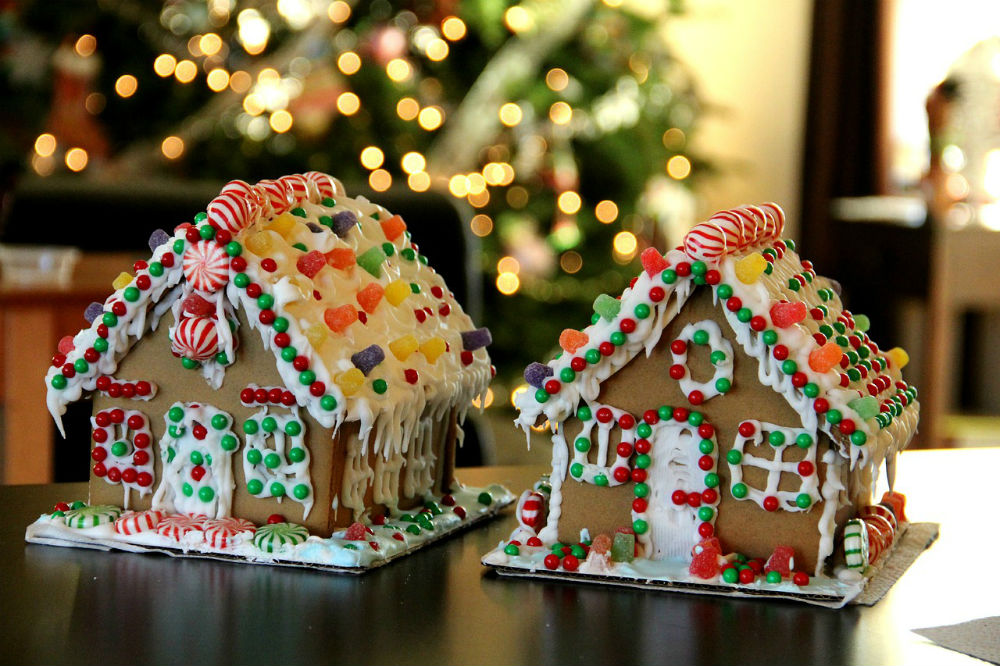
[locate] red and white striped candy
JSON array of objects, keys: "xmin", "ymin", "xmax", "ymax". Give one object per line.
[
  {"xmin": 114, "ymin": 509, "xmax": 165, "ymax": 535},
  {"xmin": 863, "ymin": 513, "xmax": 894, "ymax": 564},
  {"xmin": 860, "ymin": 504, "xmax": 898, "ymax": 533},
  {"xmin": 172, "ymin": 315, "xmax": 220, "ymax": 361},
  {"xmin": 183, "ymin": 240, "xmax": 230, "ymax": 292},
  {"xmin": 207, "ymin": 191, "xmax": 252, "ymax": 234},
  {"xmin": 203, "ymin": 517, "xmax": 257, "ymax": 549},
  {"xmin": 683, "ymin": 203, "xmax": 785, "ymax": 263},
  {"xmin": 303, "ymin": 171, "xmax": 339, "ymax": 200},
  {"xmin": 255, "ymin": 179, "xmax": 295, "ymax": 215},
  {"xmin": 517, "ymin": 490, "xmax": 546, "ymax": 531},
  {"xmin": 156, "ymin": 513, "xmax": 208, "ymax": 541},
  {"xmin": 279, "ymin": 174, "xmax": 311, "ymax": 204}
]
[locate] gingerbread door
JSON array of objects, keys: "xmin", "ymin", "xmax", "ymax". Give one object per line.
[{"xmin": 646, "ymin": 422, "xmax": 707, "ymax": 560}]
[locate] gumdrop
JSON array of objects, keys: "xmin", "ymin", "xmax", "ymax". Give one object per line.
[
  {"xmin": 335, "ymin": 368, "xmax": 365, "ymax": 396},
  {"xmin": 245, "ymin": 231, "xmax": 273, "ymax": 255},
  {"xmin": 590, "ymin": 534, "xmax": 612, "ymax": 555},
  {"xmin": 84, "ymin": 302, "xmax": 104, "ymax": 324},
  {"xmin": 809, "ymin": 340, "xmax": 842, "ymax": 373},
  {"xmin": 461, "ymin": 327, "xmax": 492, "ymax": 351},
  {"xmin": 324, "ymin": 304, "xmax": 358, "ymax": 333},
  {"xmin": 325, "ymin": 248, "xmax": 355, "ymax": 270},
  {"xmin": 853, "ymin": 313, "xmax": 871, "ymax": 332},
  {"xmin": 388, "ymin": 335, "xmax": 418, "ymax": 361},
  {"xmin": 610, "ymin": 532, "xmax": 635, "ymax": 563},
  {"xmin": 351, "ymin": 344, "xmax": 385, "ymax": 375},
  {"xmin": 524, "ymin": 362, "xmax": 553, "ymax": 388},
  {"xmin": 420, "ymin": 337, "xmax": 447, "ymax": 363},
  {"xmin": 182, "ymin": 293, "xmax": 215, "ymax": 316},
  {"xmin": 559, "ymin": 329, "xmax": 589, "ymax": 354},
  {"xmin": 305, "ymin": 323, "xmax": 328, "ymax": 349},
  {"xmin": 330, "ymin": 211, "xmax": 358, "ymax": 238},
  {"xmin": 357, "ymin": 247, "xmax": 385, "ymax": 277},
  {"xmin": 344, "ymin": 522, "xmax": 367, "ymax": 541},
  {"xmin": 764, "ymin": 545, "xmax": 795, "ymax": 577},
  {"xmin": 640, "ymin": 247, "xmax": 668, "ymax": 276},
  {"xmin": 265, "ymin": 213, "xmax": 297, "ymax": 237},
  {"xmin": 306, "ymin": 222, "xmax": 324, "ymax": 233},
  {"xmin": 770, "ymin": 301, "xmax": 807, "ymax": 328},
  {"xmin": 735, "ymin": 252, "xmax": 767, "ymax": 284},
  {"xmin": 148, "ymin": 229, "xmax": 171, "ymax": 251},
  {"xmin": 380, "ymin": 214, "xmax": 407, "ymax": 241},
  {"xmin": 691, "ymin": 537, "xmax": 722, "ymax": 556},
  {"xmin": 593, "ymin": 293, "xmax": 621, "ymax": 321},
  {"xmin": 297, "ymin": 251, "xmax": 326, "ymax": 279},
  {"xmin": 384, "ymin": 280, "xmax": 410, "ymax": 306},
  {"xmin": 112, "ymin": 272, "xmax": 133, "ymax": 290},
  {"xmin": 848, "ymin": 396, "xmax": 880, "ymax": 420},
  {"xmin": 886, "ymin": 347, "xmax": 909, "ymax": 370},
  {"xmin": 689, "ymin": 549, "xmax": 721, "ymax": 579},
  {"xmin": 57, "ymin": 335, "xmax": 75, "ymax": 354},
  {"xmin": 880, "ymin": 491, "xmax": 907, "ymax": 522},
  {"xmin": 356, "ymin": 283, "xmax": 384, "ymax": 314}
]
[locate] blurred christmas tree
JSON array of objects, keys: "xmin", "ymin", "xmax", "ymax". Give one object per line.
[{"xmin": 1, "ymin": 0, "xmax": 705, "ymax": 392}]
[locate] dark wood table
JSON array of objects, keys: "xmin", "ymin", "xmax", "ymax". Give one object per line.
[{"xmin": 2, "ymin": 453, "xmax": 992, "ymax": 665}]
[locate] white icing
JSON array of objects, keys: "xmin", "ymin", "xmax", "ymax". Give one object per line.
[
  {"xmin": 91, "ymin": 408, "xmax": 155, "ymax": 509},
  {"xmin": 668, "ymin": 319, "xmax": 734, "ymax": 401},
  {"xmin": 242, "ymin": 407, "xmax": 314, "ymax": 520},
  {"xmin": 727, "ymin": 420, "xmax": 820, "ymax": 512}
]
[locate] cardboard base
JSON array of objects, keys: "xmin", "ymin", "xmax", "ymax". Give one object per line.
[
  {"xmin": 482, "ymin": 522, "xmax": 939, "ymax": 609},
  {"xmin": 26, "ymin": 483, "xmax": 514, "ymax": 574}
]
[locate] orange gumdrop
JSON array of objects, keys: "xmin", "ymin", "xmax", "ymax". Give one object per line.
[
  {"xmin": 380, "ymin": 214, "xmax": 407, "ymax": 241},
  {"xmin": 324, "ymin": 304, "xmax": 358, "ymax": 333},
  {"xmin": 356, "ymin": 283, "xmax": 384, "ymax": 314},
  {"xmin": 808, "ymin": 340, "xmax": 842, "ymax": 373},
  {"xmin": 325, "ymin": 248, "xmax": 356, "ymax": 270},
  {"xmin": 559, "ymin": 329, "xmax": 589, "ymax": 354}
]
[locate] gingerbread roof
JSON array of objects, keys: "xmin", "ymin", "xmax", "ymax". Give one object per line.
[
  {"xmin": 45, "ymin": 173, "xmax": 493, "ymax": 453},
  {"xmin": 514, "ymin": 204, "xmax": 918, "ymax": 470}
]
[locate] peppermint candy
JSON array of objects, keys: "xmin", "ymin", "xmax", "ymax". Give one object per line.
[
  {"xmin": 252, "ymin": 522, "xmax": 308, "ymax": 553},
  {"xmin": 203, "ymin": 517, "xmax": 257, "ymax": 549},
  {"xmin": 683, "ymin": 203, "xmax": 785, "ymax": 263},
  {"xmin": 207, "ymin": 191, "xmax": 252, "ymax": 234},
  {"xmin": 182, "ymin": 240, "xmax": 230, "ymax": 292},
  {"xmin": 156, "ymin": 513, "xmax": 209, "ymax": 541},
  {"xmin": 278, "ymin": 174, "xmax": 310, "ymax": 204},
  {"xmin": 63, "ymin": 504, "xmax": 122, "ymax": 529},
  {"xmin": 172, "ymin": 315, "xmax": 220, "ymax": 361},
  {"xmin": 303, "ymin": 171, "xmax": 339, "ymax": 200},
  {"xmin": 255, "ymin": 179, "xmax": 295, "ymax": 215},
  {"xmin": 114, "ymin": 509, "xmax": 165, "ymax": 535}
]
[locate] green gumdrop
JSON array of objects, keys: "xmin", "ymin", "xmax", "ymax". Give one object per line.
[
  {"xmin": 854, "ymin": 314, "xmax": 871, "ymax": 332},
  {"xmin": 357, "ymin": 246, "xmax": 386, "ymax": 277},
  {"xmin": 848, "ymin": 396, "xmax": 880, "ymax": 420},
  {"xmin": 593, "ymin": 293, "xmax": 621, "ymax": 322},
  {"xmin": 610, "ymin": 532, "xmax": 635, "ymax": 563}
]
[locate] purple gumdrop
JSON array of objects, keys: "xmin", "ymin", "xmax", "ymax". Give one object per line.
[
  {"xmin": 351, "ymin": 344, "xmax": 385, "ymax": 376},
  {"xmin": 84, "ymin": 302, "xmax": 104, "ymax": 324},
  {"xmin": 828, "ymin": 278, "xmax": 842, "ymax": 296},
  {"xmin": 524, "ymin": 362, "xmax": 553, "ymax": 389},
  {"xmin": 331, "ymin": 211, "xmax": 358, "ymax": 238},
  {"xmin": 148, "ymin": 228, "xmax": 171, "ymax": 252},
  {"xmin": 461, "ymin": 327, "xmax": 492, "ymax": 351},
  {"xmin": 306, "ymin": 222, "xmax": 324, "ymax": 233}
]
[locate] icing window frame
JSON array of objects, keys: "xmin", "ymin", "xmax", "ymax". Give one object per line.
[
  {"xmin": 726, "ymin": 420, "xmax": 821, "ymax": 512},
  {"xmin": 668, "ymin": 319, "xmax": 734, "ymax": 404}
]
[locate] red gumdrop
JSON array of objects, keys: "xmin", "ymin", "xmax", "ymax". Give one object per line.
[
  {"xmin": 640, "ymin": 247, "xmax": 669, "ymax": 277},
  {"xmin": 344, "ymin": 522, "xmax": 367, "ymax": 541},
  {"xmin": 182, "ymin": 293, "xmax": 216, "ymax": 316},
  {"xmin": 689, "ymin": 549, "xmax": 721, "ymax": 579},
  {"xmin": 692, "ymin": 536, "xmax": 722, "ymax": 556},
  {"xmin": 324, "ymin": 304, "xmax": 358, "ymax": 333},
  {"xmin": 770, "ymin": 301, "xmax": 807, "ymax": 328},
  {"xmin": 296, "ymin": 250, "xmax": 327, "ymax": 278},
  {"xmin": 764, "ymin": 545, "xmax": 796, "ymax": 577},
  {"xmin": 57, "ymin": 336, "xmax": 76, "ymax": 354}
]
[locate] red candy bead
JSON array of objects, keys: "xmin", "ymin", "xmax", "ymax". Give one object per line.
[
  {"xmin": 772, "ymin": 345, "xmax": 789, "ymax": 361},
  {"xmin": 133, "ymin": 450, "xmax": 150, "ymax": 466},
  {"xmin": 121, "ymin": 383, "xmax": 135, "ymax": 398},
  {"xmin": 133, "ymin": 433, "xmax": 150, "ymax": 449},
  {"xmin": 797, "ymin": 461, "xmax": 814, "ymax": 476},
  {"xmin": 670, "ymin": 339, "xmax": 687, "ymax": 354},
  {"xmin": 91, "ymin": 446, "xmax": 107, "ymax": 461},
  {"xmin": 439, "ymin": 303, "xmax": 451, "ymax": 317},
  {"xmin": 267, "ymin": 514, "xmax": 285, "ymax": 524},
  {"xmin": 527, "ymin": 536, "xmax": 543, "ymax": 547},
  {"xmin": 92, "ymin": 428, "xmax": 108, "ymax": 443},
  {"xmin": 137, "ymin": 472, "xmax": 153, "ymax": 487},
  {"xmin": 185, "ymin": 227, "xmax": 201, "ymax": 243},
  {"xmin": 95, "ymin": 376, "xmax": 112, "ymax": 392},
  {"xmin": 698, "ymin": 423, "xmax": 715, "ymax": 438},
  {"xmin": 253, "ymin": 388, "xmax": 268, "ymax": 403},
  {"xmin": 259, "ymin": 309, "xmax": 276, "ymax": 325},
  {"xmin": 632, "ymin": 498, "xmax": 648, "ymax": 513},
  {"xmin": 84, "ymin": 348, "xmax": 99, "ymax": 362},
  {"xmin": 791, "ymin": 372, "xmax": 808, "ymax": 388},
  {"xmin": 274, "ymin": 332, "xmax": 290, "ymax": 348},
  {"xmin": 268, "ymin": 387, "xmax": 283, "ymax": 403},
  {"xmin": 726, "ymin": 297, "xmax": 742, "ymax": 312},
  {"xmin": 616, "ymin": 442, "xmax": 633, "ymax": 457},
  {"xmin": 51, "ymin": 353, "xmax": 66, "ymax": 368},
  {"xmin": 669, "ymin": 364, "xmax": 686, "ymax": 380},
  {"xmin": 570, "ymin": 356, "xmax": 587, "ymax": 372},
  {"xmin": 95, "ymin": 412, "xmax": 111, "ymax": 427},
  {"xmin": 309, "ymin": 381, "xmax": 326, "ymax": 397},
  {"xmin": 673, "ymin": 407, "xmax": 689, "ymax": 422},
  {"xmin": 613, "ymin": 466, "xmax": 630, "ymax": 483},
  {"xmin": 460, "ymin": 350, "xmax": 474, "ymax": 366},
  {"xmin": 107, "ymin": 384, "xmax": 122, "ymax": 398},
  {"xmin": 544, "ymin": 379, "xmax": 561, "ymax": 395},
  {"xmin": 404, "ymin": 369, "xmax": 419, "ymax": 384},
  {"xmin": 698, "ymin": 522, "xmax": 715, "ymax": 538},
  {"xmin": 750, "ymin": 315, "xmax": 767, "ymax": 332},
  {"xmin": 739, "ymin": 568, "xmax": 756, "ymax": 584},
  {"xmin": 687, "ymin": 492, "xmax": 702, "ymax": 507},
  {"xmin": 813, "ymin": 398, "xmax": 830, "ymax": 413},
  {"xmin": 702, "ymin": 489, "xmax": 718, "ymax": 504},
  {"xmin": 596, "ymin": 407, "xmax": 613, "ymax": 423},
  {"xmin": 127, "ymin": 415, "xmax": 145, "ymax": 430},
  {"xmin": 230, "ymin": 256, "xmax": 247, "ymax": 272},
  {"xmin": 110, "ymin": 409, "xmax": 125, "ymax": 424},
  {"xmin": 280, "ymin": 391, "xmax": 296, "ymax": 406},
  {"xmin": 192, "ymin": 424, "xmax": 207, "ymax": 440},
  {"xmin": 112, "ymin": 302, "xmax": 127, "ymax": 316},
  {"xmin": 61, "ymin": 364, "xmax": 76, "ymax": 379},
  {"xmin": 93, "ymin": 462, "xmax": 107, "ymax": 477},
  {"xmin": 190, "ymin": 466, "xmax": 206, "ymax": 482},
  {"xmin": 648, "ymin": 286, "xmax": 665, "ymax": 302},
  {"xmin": 763, "ymin": 496, "xmax": 779, "ymax": 511},
  {"xmin": 107, "ymin": 467, "xmax": 121, "ymax": 483},
  {"xmin": 619, "ymin": 318, "xmax": 636, "ymax": 334},
  {"xmin": 697, "ymin": 455, "xmax": 713, "ymax": 471},
  {"xmin": 672, "ymin": 490, "xmax": 687, "ymax": 505},
  {"xmin": 245, "ymin": 283, "xmax": 262, "ymax": 299},
  {"xmin": 705, "ymin": 269, "xmax": 721, "ymax": 285},
  {"xmin": 643, "ymin": 409, "xmax": 659, "ymax": 424},
  {"xmin": 292, "ymin": 355, "xmax": 310, "ymax": 372},
  {"xmin": 688, "ymin": 390, "xmax": 704, "ymax": 405},
  {"xmin": 675, "ymin": 262, "xmax": 691, "ymax": 277},
  {"xmin": 635, "ymin": 438, "xmax": 650, "ymax": 454},
  {"xmin": 544, "ymin": 554, "xmax": 560, "ymax": 570},
  {"xmin": 631, "ymin": 469, "xmax": 647, "ymax": 483},
  {"xmin": 135, "ymin": 381, "xmax": 151, "ymax": 396},
  {"xmin": 599, "ymin": 341, "xmax": 615, "ymax": 356},
  {"xmin": 838, "ymin": 419, "xmax": 856, "ymax": 435},
  {"xmin": 618, "ymin": 413, "xmax": 635, "ymax": 430},
  {"xmin": 793, "ymin": 571, "xmax": 810, "ymax": 586}
]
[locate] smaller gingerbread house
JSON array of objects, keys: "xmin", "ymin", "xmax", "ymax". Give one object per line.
[
  {"xmin": 28, "ymin": 173, "xmax": 511, "ymax": 569},
  {"xmin": 486, "ymin": 204, "xmax": 918, "ymax": 602}
]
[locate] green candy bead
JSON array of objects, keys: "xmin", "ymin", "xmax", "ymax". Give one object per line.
[
  {"xmin": 633, "ymin": 482, "xmax": 649, "ymax": 498},
  {"xmin": 796, "ymin": 433, "xmax": 813, "ymax": 448},
  {"xmin": 826, "ymin": 409, "xmax": 842, "ymax": 425},
  {"xmin": 322, "ymin": 197, "xmax": 337, "ymax": 207},
  {"xmin": 637, "ymin": 423, "xmax": 652, "ymax": 439},
  {"xmin": 577, "ymin": 405, "xmax": 593, "ymax": 421},
  {"xmin": 803, "ymin": 383, "xmax": 820, "ymax": 398},
  {"xmin": 691, "ymin": 261, "xmax": 707, "ymax": 276},
  {"xmin": 299, "ymin": 370, "xmax": 316, "ymax": 386},
  {"xmin": 570, "ymin": 462, "xmax": 584, "ymax": 478},
  {"xmin": 715, "ymin": 377, "xmax": 732, "ymax": 393},
  {"xmin": 264, "ymin": 452, "xmax": 281, "ymax": 469},
  {"xmin": 198, "ymin": 486, "xmax": 215, "ymax": 503},
  {"xmin": 190, "ymin": 451, "xmax": 204, "ymax": 465},
  {"xmin": 658, "ymin": 405, "xmax": 673, "ymax": 420},
  {"xmin": 692, "ymin": 329, "xmax": 710, "ymax": 345},
  {"xmin": 704, "ymin": 472, "xmax": 720, "ymax": 488},
  {"xmin": 634, "ymin": 303, "xmax": 651, "ymax": 319},
  {"xmin": 850, "ymin": 430, "xmax": 867, "ymax": 445},
  {"xmin": 168, "ymin": 406, "xmax": 185, "ymax": 422},
  {"xmin": 211, "ymin": 414, "xmax": 228, "ymax": 430},
  {"xmin": 214, "ymin": 352, "xmax": 229, "ymax": 366},
  {"xmin": 594, "ymin": 474, "xmax": 608, "ymax": 486},
  {"xmin": 736, "ymin": 308, "xmax": 752, "ymax": 323},
  {"xmin": 796, "ymin": 493, "xmax": 812, "ymax": 508},
  {"xmin": 181, "ymin": 357, "xmax": 200, "ymax": 370},
  {"xmin": 560, "ymin": 367, "xmax": 576, "ymax": 383},
  {"xmin": 731, "ymin": 482, "xmax": 748, "ymax": 499},
  {"xmin": 320, "ymin": 395, "xmax": 337, "ymax": 411},
  {"xmin": 723, "ymin": 567, "xmax": 739, "ymax": 584},
  {"xmin": 504, "ymin": 543, "xmax": 520, "ymax": 556},
  {"xmin": 102, "ymin": 312, "xmax": 118, "ymax": 327},
  {"xmin": 766, "ymin": 570, "xmax": 782, "ymax": 584},
  {"xmin": 401, "ymin": 248, "xmax": 416, "ymax": 261},
  {"xmin": 233, "ymin": 273, "xmax": 249, "ymax": 288},
  {"xmin": 761, "ymin": 330, "xmax": 778, "ymax": 346},
  {"xmin": 781, "ymin": 359, "xmax": 798, "ymax": 375},
  {"xmin": 261, "ymin": 417, "xmax": 277, "ymax": 432},
  {"xmin": 699, "ymin": 438, "xmax": 714, "ymax": 454},
  {"xmin": 225, "ymin": 241, "xmax": 242, "ymax": 257},
  {"xmin": 51, "ymin": 374, "xmax": 67, "ymax": 389},
  {"xmin": 110, "ymin": 441, "xmax": 128, "ymax": 457},
  {"xmin": 717, "ymin": 284, "xmax": 733, "ymax": 299},
  {"xmin": 477, "ymin": 491, "xmax": 493, "ymax": 505},
  {"xmin": 291, "ymin": 242, "xmax": 308, "ymax": 252},
  {"xmin": 726, "ymin": 450, "xmax": 742, "ymax": 465},
  {"xmin": 288, "ymin": 447, "xmax": 305, "ymax": 463},
  {"xmin": 173, "ymin": 239, "xmax": 185, "ymax": 254},
  {"xmin": 662, "ymin": 269, "xmax": 677, "ymax": 284},
  {"xmin": 220, "ymin": 435, "xmax": 238, "ymax": 451},
  {"xmin": 123, "ymin": 286, "xmax": 139, "ymax": 302},
  {"xmin": 574, "ymin": 437, "xmax": 591, "ymax": 453},
  {"xmin": 93, "ymin": 337, "xmax": 108, "ymax": 352},
  {"xmin": 633, "ymin": 519, "xmax": 648, "ymax": 535},
  {"xmin": 697, "ymin": 506, "xmax": 714, "ymax": 522},
  {"xmin": 257, "ymin": 293, "xmax": 274, "ymax": 309},
  {"xmin": 768, "ymin": 431, "xmax": 786, "ymax": 446},
  {"xmin": 73, "ymin": 358, "xmax": 89, "ymax": 374},
  {"xmin": 293, "ymin": 484, "xmax": 310, "ymax": 500},
  {"xmin": 635, "ymin": 454, "xmax": 651, "ymax": 469},
  {"xmin": 585, "ymin": 349, "xmax": 601, "ymax": 364},
  {"xmin": 246, "ymin": 448, "xmax": 262, "ymax": 465},
  {"xmin": 687, "ymin": 411, "xmax": 703, "ymax": 426},
  {"xmin": 270, "ymin": 482, "xmax": 286, "ymax": 497},
  {"xmin": 710, "ymin": 350, "xmax": 727, "ymax": 365},
  {"xmin": 247, "ymin": 479, "xmax": 263, "ymax": 495},
  {"xmin": 272, "ymin": 317, "xmax": 289, "ymax": 333},
  {"xmin": 243, "ymin": 420, "xmax": 259, "ymax": 435},
  {"xmin": 281, "ymin": 346, "xmax": 297, "ymax": 362},
  {"xmin": 182, "ymin": 482, "xmax": 193, "ymax": 497},
  {"xmin": 285, "ymin": 420, "xmax": 302, "ymax": 436},
  {"xmin": 609, "ymin": 331, "xmax": 626, "ymax": 346},
  {"xmin": 148, "ymin": 262, "xmax": 164, "ymax": 277},
  {"xmin": 535, "ymin": 389, "xmax": 549, "ymax": 403}
]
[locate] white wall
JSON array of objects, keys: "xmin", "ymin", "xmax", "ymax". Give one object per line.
[{"xmin": 667, "ymin": 0, "xmax": 813, "ymax": 238}]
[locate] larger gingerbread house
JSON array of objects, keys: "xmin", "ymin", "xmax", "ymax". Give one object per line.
[
  {"xmin": 485, "ymin": 204, "xmax": 919, "ymax": 603},
  {"xmin": 29, "ymin": 172, "xmax": 512, "ymax": 569}
]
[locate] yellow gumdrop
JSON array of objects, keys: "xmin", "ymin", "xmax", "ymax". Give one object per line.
[
  {"xmin": 389, "ymin": 334, "xmax": 418, "ymax": 361},
  {"xmin": 419, "ymin": 337, "xmax": 447, "ymax": 363},
  {"xmin": 265, "ymin": 213, "xmax": 297, "ymax": 237},
  {"xmin": 734, "ymin": 252, "xmax": 768, "ymax": 284},
  {"xmin": 305, "ymin": 323, "xmax": 328, "ymax": 349},
  {"xmin": 335, "ymin": 368, "xmax": 366, "ymax": 396},
  {"xmin": 384, "ymin": 280, "xmax": 411, "ymax": 306},
  {"xmin": 245, "ymin": 231, "xmax": 273, "ymax": 255},
  {"xmin": 886, "ymin": 347, "xmax": 909, "ymax": 370},
  {"xmin": 112, "ymin": 271, "xmax": 132, "ymax": 290}
]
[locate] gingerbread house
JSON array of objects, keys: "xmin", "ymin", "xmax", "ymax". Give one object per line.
[
  {"xmin": 29, "ymin": 172, "xmax": 511, "ymax": 569},
  {"xmin": 486, "ymin": 204, "xmax": 918, "ymax": 600}
]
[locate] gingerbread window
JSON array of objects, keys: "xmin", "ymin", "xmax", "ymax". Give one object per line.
[{"xmin": 726, "ymin": 419, "xmax": 820, "ymax": 512}]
